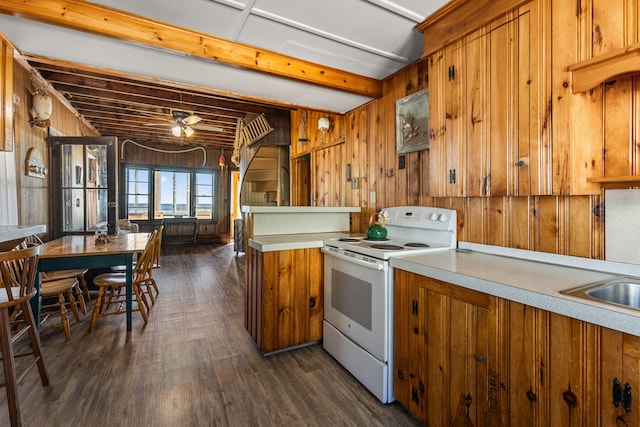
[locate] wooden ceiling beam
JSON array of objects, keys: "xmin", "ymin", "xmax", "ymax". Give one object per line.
[{"xmin": 0, "ymin": 0, "xmax": 382, "ymax": 98}]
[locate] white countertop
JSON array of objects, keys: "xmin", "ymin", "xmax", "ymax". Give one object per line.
[
  {"xmin": 0, "ymin": 224, "xmax": 46, "ymax": 243},
  {"xmin": 389, "ymin": 242, "xmax": 640, "ymax": 337},
  {"xmin": 249, "ymin": 232, "xmax": 349, "ymax": 252},
  {"xmin": 242, "ymin": 206, "xmax": 361, "ymax": 213}
]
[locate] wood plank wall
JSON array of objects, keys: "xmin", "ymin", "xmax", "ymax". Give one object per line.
[
  {"xmin": 290, "ymin": 0, "xmax": 640, "ymax": 260},
  {"xmin": 13, "ymin": 59, "xmax": 98, "ymax": 240}
]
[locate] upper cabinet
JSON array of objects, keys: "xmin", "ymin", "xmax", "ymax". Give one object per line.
[
  {"xmin": 0, "ymin": 37, "xmax": 13, "ymax": 152},
  {"xmin": 427, "ymin": 6, "xmax": 545, "ymax": 197}
]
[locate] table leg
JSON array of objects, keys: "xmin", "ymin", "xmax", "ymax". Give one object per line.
[{"xmin": 126, "ymin": 253, "xmax": 132, "ymax": 331}]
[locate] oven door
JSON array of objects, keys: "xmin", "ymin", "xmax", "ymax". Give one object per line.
[{"xmin": 321, "ymin": 247, "xmax": 390, "ymax": 361}]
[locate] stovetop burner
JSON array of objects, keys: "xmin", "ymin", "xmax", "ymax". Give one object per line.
[
  {"xmin": 363, "ymin": 238, "xmax": 390, "ymax": 242},
  {"xmin": 369, "ymin": 244, "xmax": 405, "ymax": 250},
  {"xmin": 404, "ymin": 242, "xmax": 430, "ymax": 248},
  {"xmin": 338, "ymin": 238, "xmax": 362, "ymax": 242}
]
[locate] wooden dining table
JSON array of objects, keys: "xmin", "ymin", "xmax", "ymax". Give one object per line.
[{"xmin": 37, "ymin": 233, "xmax": 150, "ymax": 331}]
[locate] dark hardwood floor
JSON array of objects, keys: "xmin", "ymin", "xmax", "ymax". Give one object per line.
[{"xmin": 1, "ymin": 243, "xmax": 422, "ymax": 426}]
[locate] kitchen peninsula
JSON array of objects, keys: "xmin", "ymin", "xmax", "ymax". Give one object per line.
[
  {"xmin": 0, "ymin": 224, "xmax": 45, "ymax": 250},
  {"xmin": 242, "ymin": 206, "xmax": 360, "ymax": 354}
]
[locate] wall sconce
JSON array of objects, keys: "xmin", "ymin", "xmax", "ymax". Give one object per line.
[{"xmin": 318, "ymin": 117, "xmax": 331, "ymax": 143}]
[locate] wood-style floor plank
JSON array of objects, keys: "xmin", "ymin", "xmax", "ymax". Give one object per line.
[{"xmin": 0, "ymin": 243, "xmax": 421, "ymax": 426}]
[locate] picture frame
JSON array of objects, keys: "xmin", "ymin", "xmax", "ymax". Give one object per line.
[{"xmin": 395, "ymin": 88, "xmax": 429, "ymax": 154}]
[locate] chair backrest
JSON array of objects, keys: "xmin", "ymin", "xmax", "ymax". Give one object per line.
[
  {"xmin": 118, "ymin": 219, "xmax": 139, "ymax": 233},
  {"xmin": 133, "ymin": 230, "xmax": 158, "ymax": 281},
  {"xmin": 0, "ymin": 245, "xmax": 41, "ymax": 307},
  {"xmin": 153, "ymin": 225, "xmax": 164, "ymax": 268}
]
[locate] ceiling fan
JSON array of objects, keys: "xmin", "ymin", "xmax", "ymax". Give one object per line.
[{"xmin": 144, "ymin": 110, "xmax": 223, "ymax": 137}]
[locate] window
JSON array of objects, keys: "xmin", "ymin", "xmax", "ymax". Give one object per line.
[
  {"xmin": 195, "ymin": 172, "xmax": 213, "ymax": 219},
  {"xmin": 122, "ymin": 165, "xmax": 217, "ymax": 221},
  {"xmin": 154, "ymin": 170, "xmax": 191, "ymax": 218},
  {"xmin": 126, "ymin": 167, "xmax": 150, "ymax": 220}
]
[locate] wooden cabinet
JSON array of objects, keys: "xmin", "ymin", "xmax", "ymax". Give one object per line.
[
  {"xmin": 394, "ymin": 270, "xmax": 501, "ymax": 426},
  {"xmin": 394, "ymin": 271, "xmax": 633, "ymax": 426},
  {"xmin": 504, "ymin": 301, "xmax": 599, "ymax": 426},
  {"xmin": 245, "ymin": 246, "xmax": 323, "ymax": 354},
  {"xmin": 427, "ymin": 7, "xmax": 543, "ymax": 197}
]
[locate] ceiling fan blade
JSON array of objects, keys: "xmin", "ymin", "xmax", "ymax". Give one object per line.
[
  {"xmin": 182, "ymin": 114, "xmax": 201, "ymax": 126},
  {"xmin": 142, "ymin": 122, "xmax": 172, "ymax": 127},
  {"xmin": 196, "ymin": 124, "xmax": 224, "ymax": 132}
]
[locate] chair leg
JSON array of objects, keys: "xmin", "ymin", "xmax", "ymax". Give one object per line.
[
  {"xmin": 57, "ymin": 293, "xmax": 71, "ymax": 340},
  {"xmin": 20, "ymin": 302, "xmax": 49, "ymax": 387},
  {"xmin": 134, "ymin": 286, "xmax": 148, "ymax": 324},
  {"xmin": 78, "ymin": 274, "xmax": 91, "ymax": 301},
  {"xmin": 0, "ymin": 308, "xmax": 21, "ymax": 427},
  {"xmin": 66, "ymin": 289, "xmax": 81, "ymax": 322},
  {"xmin": 89, "ymin": 287, "xmax": 106, "ymax": 333},
  {"xmin": 74, "ymin": 284, "xmax": 87, "ymax": 315}
]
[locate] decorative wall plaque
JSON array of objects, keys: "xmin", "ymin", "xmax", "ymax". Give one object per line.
[{"xmin": 25, "ymin": 147, "xmax": 47, "ymax": 179}]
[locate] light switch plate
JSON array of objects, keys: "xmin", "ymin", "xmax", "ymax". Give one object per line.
[
  {"xmin": 351, "ymin": 178, "xmax": 358, "ymax": 189},
  {"xmin": 369, "ymin": 191, "xmax": 376, "ymax": 203}
]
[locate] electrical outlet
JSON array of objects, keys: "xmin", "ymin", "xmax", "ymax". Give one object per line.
[
  {"xmin": 369, "ymin": 191, "xmax": 376, "ymax": 203},
  {"xmin": 398, "ymin": 155, "xmax": 406, "ymax": 169}
]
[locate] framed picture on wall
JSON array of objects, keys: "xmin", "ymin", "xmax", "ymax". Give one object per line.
[{"xmin": 395, "ymin": 88, "xmax": 429, "ymax": 154}]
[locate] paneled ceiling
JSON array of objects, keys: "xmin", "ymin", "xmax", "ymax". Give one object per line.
[{"xmin": 0, "ymin": 0, "xmax": 449, "ymax": 150}]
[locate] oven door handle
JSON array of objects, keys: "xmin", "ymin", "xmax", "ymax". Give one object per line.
[{"xmin": 321, "ymin": 247, "xmax": 387, "ymax": 271}]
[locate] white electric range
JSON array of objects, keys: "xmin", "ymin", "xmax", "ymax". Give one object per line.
[{"xmin": 321, "ymin": 206, "xmax": 457, "ymax": 403}]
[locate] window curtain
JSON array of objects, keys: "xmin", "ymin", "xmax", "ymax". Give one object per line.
[{"xmin": 0, "ymin": 151, "xmax": 18, "ymax": 224}]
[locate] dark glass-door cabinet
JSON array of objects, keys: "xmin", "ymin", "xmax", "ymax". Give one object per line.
[{"xmin": 49, "ymin": 136, "xmax": 117, "ymax": 239}]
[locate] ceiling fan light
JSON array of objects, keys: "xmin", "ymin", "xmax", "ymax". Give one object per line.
[
  {"xmin": 183, "ymin": 125, "xmax": 195, "ymax": 137},
  {"xmin": 171, "ymin": 125, "xmax": 182, "ymax": 137}
]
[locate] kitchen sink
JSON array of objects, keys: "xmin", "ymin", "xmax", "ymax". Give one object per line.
[{"xmin": 562, "ymin": 277, "xmax": 640, "ymax": 311}]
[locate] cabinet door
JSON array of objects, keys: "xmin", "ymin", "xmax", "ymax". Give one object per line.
[
  {"xmin": 393, "ymin": 270, "xmax": 428, "ymax": 421},
  {"xmin": 464, "ymin": 29, "xmax": 488, "ymax": 197},
  {"xmin": 427, "ymin": 43, "xmax": 464, "ymax": 197},
  {"xmin": 547, "ymin": 313, "xmax": 597, "ymax": 426},
  {"xmin": 601, "ymin": 330, "xmax": 640, "ymax": 426},
  {"xmin": 505, "ymin": 302, "xmax": 549, "ymax": 425},
  {"xmin": 394, "ymin": 271, "xmax": 499, "ymax": 426},
  {"xmin": 49, "ymin": 136, "xmax": 118, "ymax": 238},
  {"xmin": 259, "ymin": 247, "xmax": 323, "ymax": 353},
  {"xmin": 443, "ymin": 42, "xmax": 465, "ymax": 197}
]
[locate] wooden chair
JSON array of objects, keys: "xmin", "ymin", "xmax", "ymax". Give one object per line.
[
  {"xmin": 0, "ymin": 245, "xmax": 50, "ymax": 427},
  {"xmin": 111, "ymin": 225, "xmax": 163, "ymax": 305},
  {"xmin": 88, "ymin": 230, "xmax": 158, "ymax": 332}
]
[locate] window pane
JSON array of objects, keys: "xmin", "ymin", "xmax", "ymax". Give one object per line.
[
  {"xmin": 195, "ymin": 172, "xmax": 214, "ymax": 219},
  {"xmin": 61, "ymin": 145, "xmax": 84, "ymax": 188},
  {"xmin": 126, "ymin": 167, "xmax": 150, "ymax": 220},
  {"xmin": 155, "ymin": 170, "xmax": 190, "ymax": 218},
  {"xmin": 86, "ymin": 145, "xmax": 107, "ymax": 188},
  {"xmin": 62, "ymin": 188, "xmax": 84, "ymax": 232},
  {"xmin": 86, "ymin": 189, "xmax": 108, "ymax": 231}
]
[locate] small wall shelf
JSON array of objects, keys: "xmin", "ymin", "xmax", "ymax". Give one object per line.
[
  {"xmin": 587, "ymin": 175, "xmax": 640, "ymax": 184},
  {"xmin": 569, "ymin": 43, "xmax": 640, "ymax": 93}
]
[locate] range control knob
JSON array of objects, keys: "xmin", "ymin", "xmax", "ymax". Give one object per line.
[
  {"xmin": 438, "ymin": 213, "xmax": 448, "ymax": 222},
  {"xmin": 429, "ymin": 212, "xmax": 439, "ymax": 221}
]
